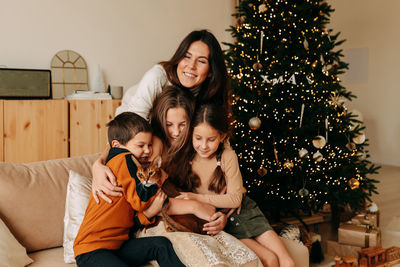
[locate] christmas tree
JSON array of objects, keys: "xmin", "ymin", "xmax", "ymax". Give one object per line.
[{"xmin": 224, "ymin": 0, "xmax": 380, "ymax": 222}]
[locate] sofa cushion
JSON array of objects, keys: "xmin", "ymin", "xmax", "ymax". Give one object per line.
[
  {"xmin": 28, "ymin": 247, "xmax": 76, "ymax": 267},
  {"xmin": 63, "ymin": 170, "xmax": 92, "ymax": 263},
  {"xmin": 0, "ymin": 154, "xmax": 98, "ymax": 252},
  {"xmin": 0, "ymin": 217, "xmax": 33, "ymax": 266}
]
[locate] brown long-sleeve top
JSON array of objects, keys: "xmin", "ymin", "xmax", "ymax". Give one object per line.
[
  {"xmin": 192, "ymin": 146, "xmax": 243, "ymax": 209},
  {"xmin": 73, "ymin": 148, "xmax": 157, "ymax": 258}
]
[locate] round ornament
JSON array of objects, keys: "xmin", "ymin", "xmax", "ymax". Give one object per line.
[
  {"xmin": 248, "ymin": 117, "xmax": 262, "ymax": 130},
  {"xmin": 346, "ymin": 142, "xmax": 356, "ymax": 151},
  {"xmin": 253, "ymin": 62, "xmax": 263, "ymax": 71},
  {"xmin": 348, "ymin": 178, "xmax": 360, "ymax": 190},
  {"xmin": 313, "ymin": 150, "xmax": 323, "ymax": 162},
  {"xmin": 283, "ymin": 160, "xmax": 294, "ymax": 170},
  {"xmin": 353, "ymin": 132, "xmax": 366, "ymax": 144},
  {"xmin": 312, "ymin": 135, "xmax": 326, "ymax": 149},
  {"xmin": 257, "ymin": 167, "xmax": 267, "ymax": 177},
  {"xmin": 298, "ymin": 188, "xmax": 309, "ymax": 197},
  {"xmin": 299, "ymin": 148, "xmax": 309, "ymax": 158},
  {"xmin": 258, "ymin": 3, "xmax": 267, "ymax": 12}
]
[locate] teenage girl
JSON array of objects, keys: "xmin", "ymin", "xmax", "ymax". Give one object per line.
[{"xmin": 176, "ymin": 102, "xmax": 295, "ymax": 267}]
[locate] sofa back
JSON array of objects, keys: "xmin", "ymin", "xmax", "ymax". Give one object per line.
[{"xmin": 0, "ymin": 154, "xmax": 98, "ymax": 252}]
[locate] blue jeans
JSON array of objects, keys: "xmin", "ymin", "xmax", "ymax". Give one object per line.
[{"xmin": 76, "ymin": 236, "xmax": 184, "ymax": 267}]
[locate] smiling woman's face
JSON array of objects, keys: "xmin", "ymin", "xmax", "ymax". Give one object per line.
[
  {"xmin": 165, "ymin": 107, "xmax": 188, "ymax": 145},
  {"xmin": 177, "ymin": 41, "xmax": 210, "ymax": 88}
]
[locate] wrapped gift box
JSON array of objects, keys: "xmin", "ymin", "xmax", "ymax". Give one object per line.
[
  {"xmin": 352, "ymin": 211, "xmax": 379, "ymax": 227},
  {"xmin": 326, "ymin": 240, "xmax": 362, "ymax": 258},
  {"xmin": 338, "ymin": 223, "xmax": 381, "ymax": 248}
]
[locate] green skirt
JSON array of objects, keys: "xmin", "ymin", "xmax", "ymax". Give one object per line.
[{"xmin": 225, "ymin": 195, "xmax": 272, "ymax": 239}]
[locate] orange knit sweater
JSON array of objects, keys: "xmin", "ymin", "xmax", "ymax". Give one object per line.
[{"xmin": 73, "ymin": 148, "xmax": 157, "ymax": 257}]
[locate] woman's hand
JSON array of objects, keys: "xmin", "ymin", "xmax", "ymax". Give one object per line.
[
  {"xmin": 202, "ymin": 211, "xmax": 228, "ymax": 235},
  {"xmin": 176, "ymin": 192, "xmax": 204, "ymax": 202},
  {"xmin": 192, "ymin": 201, "xmax": 216, "ymax": 222},
  {"xmin": 143, "ymin": 189, "xmax": 167, "ymax": 219},
  {"xmin": 92, "ymin": 159, "xmax": 123, "ymax": 204}
]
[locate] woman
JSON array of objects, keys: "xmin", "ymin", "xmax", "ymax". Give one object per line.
[
  {"xmin": 115, "ymin": 29, "xmax": 230, "ymax": 120},
  {"xmin": 92, "ymin": 29, "xmax": 231, "ymax": 233}
]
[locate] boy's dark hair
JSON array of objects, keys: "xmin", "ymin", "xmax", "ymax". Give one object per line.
[{"xmin": 107, "ymin": 112, "xmax": 152, "ymax": 145}]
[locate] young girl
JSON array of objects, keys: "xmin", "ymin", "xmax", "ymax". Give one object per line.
[{"xmin": 177, "ymin": 102, "xmax": 295, "ymax": 267}]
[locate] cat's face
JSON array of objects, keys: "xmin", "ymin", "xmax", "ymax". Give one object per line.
[{"xmin": 132, "ymin": 156, "xmax": 163, "ymax": 187}]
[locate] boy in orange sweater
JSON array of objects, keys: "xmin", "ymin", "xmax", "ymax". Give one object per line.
[{"xmin": 73, "ymin": 112, "xmax": 184, "ymax": 267}]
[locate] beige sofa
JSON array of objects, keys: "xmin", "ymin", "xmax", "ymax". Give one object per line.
[{"xmin": 0, "ymin": 154, "xmax": 309, "ymax": 267}]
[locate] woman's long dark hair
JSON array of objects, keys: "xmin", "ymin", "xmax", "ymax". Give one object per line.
[{"xmin": 160, "ymin": 29, "xmax": 231, "ymax": 116}]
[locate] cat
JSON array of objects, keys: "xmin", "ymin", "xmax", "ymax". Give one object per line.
[
  {"xmin": 131, "ymin": 155, "xmax": 163, "ymax": 188},
  {"xmin": 132, "ymin": 155, "xmax": 207, "ymax": 234}
]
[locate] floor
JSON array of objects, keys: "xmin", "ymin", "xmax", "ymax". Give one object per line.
[{"xmin": 310, "ymin": 163, "xmax": 400, "ymax": 267}]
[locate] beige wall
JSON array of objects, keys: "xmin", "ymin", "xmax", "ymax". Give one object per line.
[
  {"xmin": 0, "ymin": 0, "xmax": 234, "ymax": 93},
  {"xmin": 1, "ymin": 0, "xmax": 397, "ymax": 166},
  {"xmin": 329, "ymin": 0, "xmax": 400, "ymax": 166}
]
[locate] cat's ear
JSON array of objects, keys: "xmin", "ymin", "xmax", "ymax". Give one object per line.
[
  {"xmin": 153, "ymin": 156, "xmax": 162, "ymax": 168},
  {"xmin": 131, "ymin": 155, "xmax": 142, "ymax": 167}
]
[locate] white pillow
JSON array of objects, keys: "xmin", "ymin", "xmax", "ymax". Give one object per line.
[
  {"xmin": 63, "ymin": 170, "xmax": 92, "ymax": 263},
  {"xmin": 0, "ymin": 217, "xmax": 33, "ymax": 267}
]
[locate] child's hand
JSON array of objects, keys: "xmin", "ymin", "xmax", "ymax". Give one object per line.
[
  {"xmin": 203, "ymin": 211, "xmax": 228, "ymax": 235},
  {"xmin": 143, "ymin": 189, "xmax": 167, "ymax": 219}
]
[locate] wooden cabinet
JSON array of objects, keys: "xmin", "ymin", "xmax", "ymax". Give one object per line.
[
  {"xmin": 69, "ymin": 100, "xmax": 121, "ymax": 157},
  {"xmin": 0, "ymin": 100, "xmax": 3, "ymax": 161},
  {"xmin": 3, "ymin": 100, "xmax": 68, "ymax": 163},
  {"xmin": 0, "ymin": 99, "xmax": 120, "ymax": 163}
]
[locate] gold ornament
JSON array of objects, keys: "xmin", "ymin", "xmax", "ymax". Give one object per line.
[
  {"xmin": 348, "ymin": 178, "xmax": 360, "ymax": 190},
  {"xmin": 257, "ymin": 167, "xmax": 267, "ymax": 177},
  {"xmin": 248, "ymin": 117, "xmax": 261, "ymax": 130},
  {"xmin": 298, "ymin": 148, "xmax": 308, "ymax": 158},
  {"xmin": 253, "ymin": 62, "xmax": 263, "ymax": 71},
  {"xmin": 312, "ymin": 135, "xmax": 326, "ymax": 149},
  {"xmin": 346, "ymin": 142, "xmax": 356, "ymax": 151},
  {"xmin": 258, "ymin": 3, "xmax": 267, "ymax": 12},
  {"xmin": 313, "ymin": 150, "xmax": 323, "ymax": 162},
  {"xmin": 353, "ymin": 132, "xmax": 366, "ymax": 144},
  {"xmin": 283, "ymin": 160, "xmax": 294, "ymax": 170}
]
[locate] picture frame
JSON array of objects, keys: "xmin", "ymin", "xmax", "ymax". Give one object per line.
[{"xmin": 0, "ymin": 68, "xmax": 52, "ymax": 99}]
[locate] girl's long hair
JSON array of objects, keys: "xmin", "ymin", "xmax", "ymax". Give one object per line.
[
  {"xmin": 160, "ymin": 29, "xmax": 231, "ymax": 117},
  {"xmin": 149, "ymin": 85, "xmax": 195, "ymax": 165}
]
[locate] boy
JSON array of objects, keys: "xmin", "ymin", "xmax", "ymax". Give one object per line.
[{"xmin": 73, "ymin": 112, "xmax": 184, "ymax": 267}]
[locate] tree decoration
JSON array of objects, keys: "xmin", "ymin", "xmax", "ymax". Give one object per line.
[
  {"xmin": 299, "ymin": 148, "xmax": 309, "ymax": 158},
  {"xmin": 283, "ymin": 160, "xmax": 294, "ymax": 170},
  {"xmin": 348, "ymin": 178, "xmax": 360, "ymax": 190},
  {"xmin": 312, "ymin": 135, "xmax": 326, "ymax": 149},
  {"xmin": 353, "ymin": 132, "xmax": 366, "ymax": 144},
  {"xmin": 248, "ymin": 116, "xmax": 262, "ymax": 130},
  {"xmin": 298, "ymin": 187, "xmax": 309, "ymax": 197},
  {"xmin": 257, "ymin": 167, "xmax": 267, "ymax": 177},
  {"xmin": 313, "ymin": 150, "xmax": 323, "ymax": 162},
  {"xmin": 346, "ymin": 142, "xmax": 356, "ymax": 151},
  {"xmin": 258, "ymin": 3, "xmax": 267, "ymax": 12}
]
